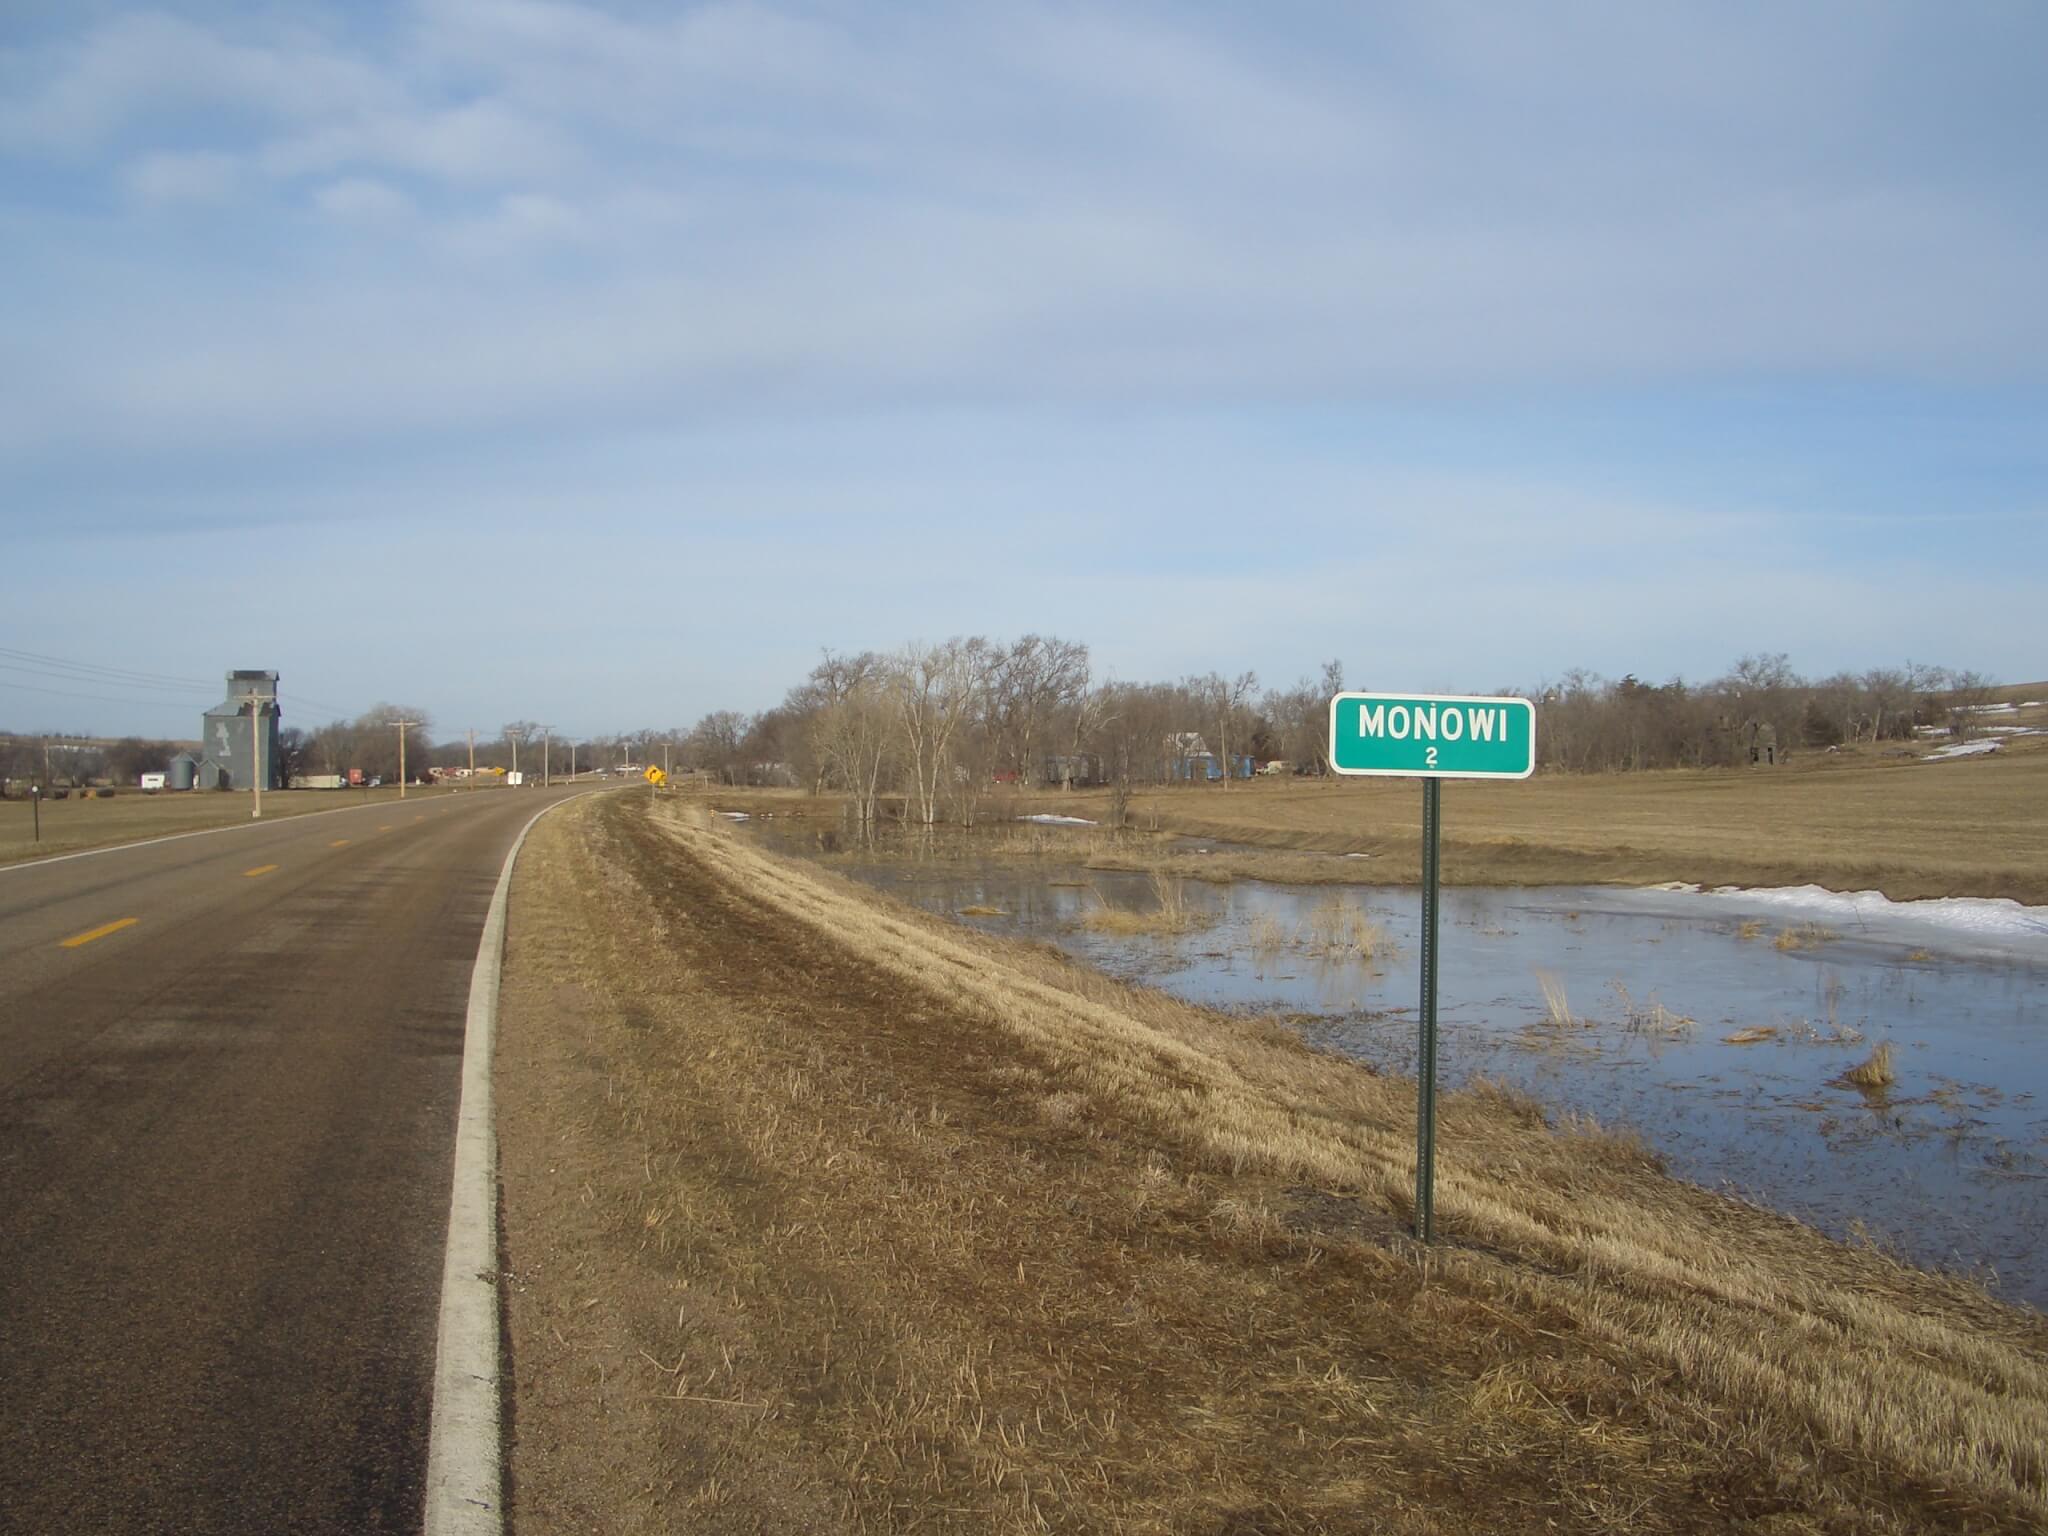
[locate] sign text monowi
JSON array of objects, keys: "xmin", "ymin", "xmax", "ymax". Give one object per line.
[{"xmin": 1328, "ymin": 692, "xmax": 1535, "ymax": 779}]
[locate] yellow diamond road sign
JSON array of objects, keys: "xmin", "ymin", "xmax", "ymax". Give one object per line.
[{"xmin": 643, "ymin": 766, "xmax": 667, "ymax": 785}]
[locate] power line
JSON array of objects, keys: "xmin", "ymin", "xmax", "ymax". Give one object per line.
[
  {"xmin": 276, "ymin": 691, "xmax": 364, "ymax": 721},
  {"xmin": 0, "ymin": 660, "xmax": 214, "ymax": 699},
  {"xmin": 0, "ymin": 650, "xmax": 367, "ymax": 723},
  {"xmin": 0, "ymin": 646, "xmax": 218, "ymax": 692},
  {"xmin": 0, "ymin": 677, "xmax": 201, "ymax": 711}
]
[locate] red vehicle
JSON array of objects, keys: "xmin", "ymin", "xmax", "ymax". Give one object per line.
[{"xmin": 347, "ymin": 768, "xmax": 367, "ymax": 787}]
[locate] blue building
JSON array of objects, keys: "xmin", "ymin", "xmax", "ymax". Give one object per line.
[{"xmin": 198, "ymin": 670, "xmax": 282, "ymax": 791}]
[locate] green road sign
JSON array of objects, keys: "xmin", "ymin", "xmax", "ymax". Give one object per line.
[
  {"xmin": 1326, "ymin": 688, "xmax": 1537, "ymax": 1243},
  {"xmin": 1327, "ymin": 692, "xmax": 1535, "ymax": 779}
]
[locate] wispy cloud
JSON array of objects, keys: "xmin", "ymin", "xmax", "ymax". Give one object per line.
[{"xmin": 2, "ymin": 2, "xmax": 2044, "ymax": 730}]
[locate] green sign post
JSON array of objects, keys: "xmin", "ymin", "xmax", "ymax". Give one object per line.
[{"xmin": 1327, "ymin": 692, "xmax": 1535, "ymax": 1242}]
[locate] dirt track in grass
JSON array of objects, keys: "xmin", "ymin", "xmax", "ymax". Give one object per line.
[{"xmin": 495, "ymin": 792, "xmax": 2048, "ymax": 1534}]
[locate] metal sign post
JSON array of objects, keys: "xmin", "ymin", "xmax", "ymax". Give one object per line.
[
  {"xmin": 1328, "ymin": 692, "xmax": 1535, "ymax": 1243},
  {"xmin": 1416, "ymin": 777, "xmax": 1441, "ymax": 1241}
]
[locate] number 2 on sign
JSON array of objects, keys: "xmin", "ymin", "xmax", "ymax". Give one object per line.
[{"xmin": 1425, "ymin": 747, "xmax": 1438, "ymax": 768}]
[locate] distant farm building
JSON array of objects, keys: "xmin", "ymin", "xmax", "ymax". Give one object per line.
[
  {"xmin": 1742, "ymin": 718, "xmax": 1781, "ymax": 767},
  {"xmin": 198, "ymin": 670, "xmax": 283, "ymax": 791},
  {"xmin": 1163, "ymin": 734, "xmax": 1254, "ymax": 781},
  {"xmin": 1043, "ymin": 754, "xmax": 1104, "ymax": 788}
]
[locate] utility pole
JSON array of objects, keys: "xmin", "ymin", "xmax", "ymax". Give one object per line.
[
  {"xmin": 537, "ymin": 725, "xmax": 552, "ymax": 789},
  {"xmin": 393, "ymin": 719, "xmax": 419, "ymax": 800},
  {"xmin": 242, "ymin": 690, "xmax": 267, "ymax": 820},
  {"xmin": 467, "ymin": 728, "xmax": 476, "ymax": 777},
  {"xmin": 507, "ymin": 727, "xmax": 523, "ymax": 784},
  {"xmin": 663, "ymin": 738, "xmax": 670, "ymax": 778}
]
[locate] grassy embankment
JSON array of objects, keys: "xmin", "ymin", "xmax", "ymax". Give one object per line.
[
  {"xmin": 707, "ymin": 727, "xmax": 2048, "ymax": 904},
  {"xmin": 495, "ymin": 794, "xmax": 2048, "ymax": 1534},
  {"xmin": 0, "ymin": 781, "xmax": 510, "ymax": 864}
]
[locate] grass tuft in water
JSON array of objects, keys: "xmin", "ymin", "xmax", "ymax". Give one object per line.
[
  {"xmin": 1082, "ymin": 870, "xmax": 1209, "ymax": 936},
  {"xmin": 1843, "ymin": 1041, "xmax": 1898, "ymax": 1091},
  {"xmin": 1535, "ymin": 969, "xmax": 1576, "ymax": 1028}
]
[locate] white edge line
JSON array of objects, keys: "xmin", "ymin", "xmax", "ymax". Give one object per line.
[
  {"xmin": 424, "ymin": 791, "xmax": 588, "ymax": 1536},
  {"xmin": 0, "ymin": 790, "xmax": 490, "ymax": 874}
]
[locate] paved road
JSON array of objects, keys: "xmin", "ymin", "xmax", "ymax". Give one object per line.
[{"xmin": 0, "ymin": 786, "xmax": 587, "ymax": 1534}]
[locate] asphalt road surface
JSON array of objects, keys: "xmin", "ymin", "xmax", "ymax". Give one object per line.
[{"xmin": 0, "ymin": 785, "xmax": 588, "ymax": 1534}]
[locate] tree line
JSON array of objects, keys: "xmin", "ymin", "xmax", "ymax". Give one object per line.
[
  {"xmin": 2, "ymin": 651, "xmax": 2000, "ymax": 798},
  {"xmin": 625, "ymin": 642, "xmax": 1999, "ymax": 821}
]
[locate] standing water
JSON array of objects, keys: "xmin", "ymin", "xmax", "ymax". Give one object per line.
[{"xmin": 738, "ymin": 821, "xmax": 2048, "ymax": 1309}]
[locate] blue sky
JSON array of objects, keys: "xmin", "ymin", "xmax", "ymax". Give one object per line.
[{"xmin": 3, "ymin": 1, "xmax": 2044, "ymax": 740}]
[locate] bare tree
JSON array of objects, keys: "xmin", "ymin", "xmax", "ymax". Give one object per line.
[
  {"xmin": 1059, "ymin": 681, "xmax": 1113, "ymax": 790},
  {"xmin": 338, "ymin": 704, "xmax": 433, "ymax": 781},
  {"xmin": 1861, "ymin": 667, "xmax": 1914, "ymax": 743},
  {"xmin": 1944, "ymin": 669, "xmax": 1998, "ymax": 739},
  {"xmin": 685, "ymin": 709, "xmax": 754, "ymax": 784},
  {"xmin": 894, "ymin": 637, "xmax": 991, "ymax": 827},
  {"xmin": 987, "ymin": 634, "xmax": 1090, "ymax": 784},
  {"xmin": 1314, "ymin": 658, "xmax": 1344, "ymax": 776},
  {"xmin": 813, "ymin": 673, "xmax": 895, "ymax": 825},
  {"xmin": 502, "ymin": 720, "xmax": 540, "ymax": 778},
  {"xmin": 1189, "ymin": 670, "xmax": 1258, "ymax": 789}
]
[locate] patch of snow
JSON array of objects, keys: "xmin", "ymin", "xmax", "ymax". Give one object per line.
[
  {"xmin": 1343, "ymin": 852, "xmax": 1374, "ymax": 859},
  {"xmin": 1958, "ymin": 702, "xmax": 2018, "ymax": 714},
  {"xmin": 1692, "ymin": 884, "xmax": 2048, "ymax": 947},
  {"xmin": 1925, "ymin": 740, "xmax": 2002, "ymax": 760},
  {"xmin": 720, "ymin": 810, "xmax": 751, "ymax": 820},
  {"xmin": 1019, "ymin": 814, "xmax": 1096, "ymax": 826}
]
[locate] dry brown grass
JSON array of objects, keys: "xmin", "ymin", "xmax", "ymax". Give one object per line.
[
  {"xmin": 1610, "ymin": 981, "xmax": 1696, "ymax": 1037},
  {"xmin": 1085, "ymin": 842, "xmax": 1380, "ymax": 887},
  {"xmin": 1247, "ymin": 912, "xmax": 1288, "ymax": 957},
  {"xmin": 1843, "ymin": 1041, "xmax": 1899, "ymax": 1090},
  {"xmin": 1078, "ymin": 868, "xmax": 1208, "ymax": 936},
  {"xmin": 495, "ymin": 794, "xmax": 2048, "ymax": 1534},
  {"xmin": 1774, "ymin": 923, "xmax": 1837, "ymax": 951},
  {"xmin": 1298, "ymin": 893, "xmax": 1397, "ymax": 960},
  {"xmin": 1018, "ymin": 744, "xmax": 2048, "ymax": 904},
  {"xmin": 1534, "ymin": 969, "xmax": 1576, "ymax": 1028}
]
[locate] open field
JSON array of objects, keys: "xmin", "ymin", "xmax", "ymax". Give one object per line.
[
  {"xmin": 0, "ymin": 781, "xmax": 512, "ymax": 864},
  {"xmin": 704, "ymin": 728, "xmax": 2048, "ymax": 904},
  {"xmin": 495, "ymin": 794, "xmax": 2048, "ymax": 1533},
  {"xmin": 1065, "ymin": 738, "xmax": 2048, "ymax": 904}
]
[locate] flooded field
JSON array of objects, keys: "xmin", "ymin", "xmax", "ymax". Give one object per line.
[{"xmin": 739, "ymin": 816, "xmax": 2048, "ymax": 1309}]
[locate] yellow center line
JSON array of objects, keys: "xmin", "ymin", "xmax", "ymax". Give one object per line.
[
  {"xmin": 61, "ymin": 917, "xmax": 138, "ymax": 949},
  {"xmin": 244, "ymin": 864, "xmax": 279, "ymax": 878},
  {"xmin": 331, "ymin": 839, "xmax": 351, "ymax": 847}
]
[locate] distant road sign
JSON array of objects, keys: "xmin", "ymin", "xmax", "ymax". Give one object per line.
[
  {"xmin": 643, "ymin": 766, "xmax": 667, "ymax": 786},
  {"xmin": 1328, "ymin": 692, "xmax": 1535, "ymax": 779}
]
